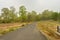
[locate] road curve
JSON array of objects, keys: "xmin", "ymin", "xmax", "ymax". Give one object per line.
[{"xmin": 0, "ymin": 23, "xmax": 48, "ymax": 40}]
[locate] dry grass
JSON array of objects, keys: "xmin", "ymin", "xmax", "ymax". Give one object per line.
[
  {"xmin": 0, "ymin": 22, "xmax": 27, "ymax": 36},
  {"xmin": 37, "ymin": 20, "xmax": 60, "ymax": 40}
]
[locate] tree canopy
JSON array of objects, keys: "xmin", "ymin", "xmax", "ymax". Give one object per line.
[{"xmin": 0, "ymin": 6, "xmax": 60, "ymax": 23}]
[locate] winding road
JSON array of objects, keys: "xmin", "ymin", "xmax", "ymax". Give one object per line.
[{"xmin": 0, "ymin": 23, "xmax": 48, "ymax": 40}]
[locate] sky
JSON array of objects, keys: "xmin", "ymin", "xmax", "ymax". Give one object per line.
[{"xmin": 0, "ymin": 0, "xmax": 60, "ymax": 13}]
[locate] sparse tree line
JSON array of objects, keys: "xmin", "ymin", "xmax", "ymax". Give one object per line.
[{"xmin": 0, "ymin": 6, "xmax": 60, "ymax": 23}]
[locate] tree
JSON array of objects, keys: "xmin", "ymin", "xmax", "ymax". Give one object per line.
[
  {"xmin": 1, "ymin": 7, "xmax": 17, "ymax": 23},
  {"xmin": 27, "ymin": 12, "xmax": 32, "ymax": 22},
  {"xmin": 31, "ymin": 11, "xmax": 37, "ymax": 21},
  {"xmin": 36, "ymin": 13, "xmax": 41, "ymax": 21},
  {"xmin": 10, "ymin": 7, "xmax": 17, "ymax": 22},
  {"xmin": 51, "ymin": 12, "xmax": 58, "ymax": 21},
  {"xmin": 1, "ymin": 8, "xmax": 10, "ymax": 23},
  {"xmin": 41, "ymin": 10, "xmax": 53, "ymax": 20},
  {"xmin": 19, "ymin": 6, "xmax": 27, "ymax": 22},
  {"xmin": 57, "ymin": 13, "xmax": 60, "ymax": 21}
]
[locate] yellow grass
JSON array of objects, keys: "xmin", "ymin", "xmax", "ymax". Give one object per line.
[
  {"xmin": 0, "ymin": 22, "xmax": 28, "ymax": 36},
  {"xmin": 37, "ymin": 20, "xmax": 60, "ymax": 40}
]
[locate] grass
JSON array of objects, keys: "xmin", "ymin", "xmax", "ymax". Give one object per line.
[
  {"xmin": 0, "ymin": 26, "xmax": 21, "ymax": 36},
  {"xmin": 0, "ymin": 22, "xmax": 27, "ymax": 36},
  {"xmin": 37, "ymin": 20, "xmax": 60, "ymax": 40}
]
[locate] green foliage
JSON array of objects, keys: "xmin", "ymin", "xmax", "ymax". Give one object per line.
[
  {"xmin": 8, "ymin": 28, "xmax": 15, "ymax": 32},
  {"xmin": 1, "ymin": 8, "xmax": 10, "ymax": 23},
  {"xmin": 57, "ymin": 13, "xmax": 60, "ymax": 22},
  {"xmin": 0, "ymin": 7, "xmax": 18, "ymax": 23},
  {"xmin": 19, "ymin": 6, "xmax": 27, "ymax": 22},
  {"xmin": 51, "ymin": 12, "xmax": 58, "ymax": 21},
  {"xmin": 31, "ymin": 11, "xmax": 37, "ymax": 21},
  {"xmin": 41, "ymin": 10, "xmax": 53, "ymax": 20},
  {"xmin": 36, "ymin": 14, "xmax": 41, "ymax": 21},
  {"xmin": 0, "ymin": 6, "xmax": 60, "ymax": 23},
  {"xmin": 9, "ymin": 7, "xmax": 17, "ymax": 22}
]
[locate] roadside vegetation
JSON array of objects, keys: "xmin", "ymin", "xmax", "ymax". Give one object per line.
[
  {"xmin": 37, "ymin": 20, "xmax": 60, "ymax": 40},
  {"xmin": 0, "ymin": 23, "xmax": 27, "ymax": 36}
]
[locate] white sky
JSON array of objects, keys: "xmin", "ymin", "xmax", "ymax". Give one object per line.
[{"xmin": 0, "ymin": 0, "xmax": 60, "ymax": 13}]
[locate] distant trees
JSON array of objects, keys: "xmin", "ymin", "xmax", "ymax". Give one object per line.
[
  {"xmin": 51, "ymin": 12, "xmax": 58, "ymax": 21},
  {"xmin": 41, "ymin": 10, "xmax": 53, "ymax": 20},
  {"xmin": 36, "ymin": 13, "xmax": 41, "ymax": 21},
  {"xmin": 0, "ymin": 7, "xmax": 17, "ymax": 23},
  {"xmin": 0, "ymin": 6, "xmax": 60, "ymax": 23},
  {"xmin": 30, "ymin": 11, "xmax": 37, "ymax": 21},
  {"xmin": 58, "ymin": 13, "xmax": 60, "ymax": 21},
  {"xmin": 27, "ymin": 12, "xmax": 32, "ymax": 22}
]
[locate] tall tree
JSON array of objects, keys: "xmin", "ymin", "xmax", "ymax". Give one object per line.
[
  {"xmin": 19, "ymin": 6, "xmax": 27, "ymax": 22},
  {"xmin": 1, "ymin": 8, "xmax": 10, "ymax": 23},
  {"xmin": 10, "ymin": 7, "xmax": 17, "ymax": 22}
]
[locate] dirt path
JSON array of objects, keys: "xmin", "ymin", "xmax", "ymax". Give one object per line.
[{"xmin": 0, "ymin": 23, "xmax": 48, "ymax": 40}]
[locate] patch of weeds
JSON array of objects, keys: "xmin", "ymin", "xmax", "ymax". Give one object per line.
[
  {"xmin": 0, "ymin": 26, "xmax": 22, "ymax": 36},
  {"xmin": 8, "ymin": 27, "xmax": 16, "ymax": 32},
  {"xmin": 0, "ymin": 30, "xmax": 9, "ymax": 35},
  {"xmin": 8, "ymin": 27, "xmax": 20, "ymax": 32}
]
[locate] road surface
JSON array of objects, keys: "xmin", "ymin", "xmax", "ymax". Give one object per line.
[{"xmin": 0, "ymin": 23, "xmax": 48, "ymax": 40}]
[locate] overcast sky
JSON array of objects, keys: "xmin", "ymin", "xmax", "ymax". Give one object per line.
[{"xmin": 0, "ymin": 0, "xmax": 60, "ymax": 13}]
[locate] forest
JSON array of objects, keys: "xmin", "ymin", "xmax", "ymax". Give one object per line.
[{"xmin": 0, "ymin": 5, "xmax": 60, "ymax": 23}]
